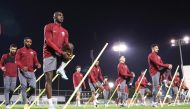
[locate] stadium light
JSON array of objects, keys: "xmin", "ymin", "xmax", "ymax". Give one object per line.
[
  {"xmin": 170, "ymin": 35, "xmax": 190, "ymax": 76},
  {"xmin": 108, "ymin": 82, "xmax": 114, "ymax": 88},
  {"xmin": 112, "ymin": 42, "xmax": 128, "ymax": 56},
  {"xmin": 183, "ymin": 36, "xmax": 190, "ymax": 44}
]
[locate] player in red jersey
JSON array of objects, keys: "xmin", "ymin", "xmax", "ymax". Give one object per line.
[{"xmin": 73, "ymin": 66, "xmax": 86, "ymax": 107}]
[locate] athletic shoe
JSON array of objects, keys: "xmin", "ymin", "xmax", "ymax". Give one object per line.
[
  {"xmin": 56, "ymin": 68, "xmax": 68, "ymax": 80},
  {"xmin": 6, "ymin": 104, "xmax": 11, "ymax": 109},
  {"xmin": 152, "ymin": 102, "xmax": 158, "ymax": 108}
]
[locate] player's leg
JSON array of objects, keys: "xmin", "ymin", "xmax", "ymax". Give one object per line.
[
  {"xmin": 9, "ymin": 77, "xmax": 17, "ymax": 101},
  {"xmin": 4, "ymin": 76, "xmax": 11, "ymax": 108},
  {"xmin": 43, "ymin": 56, "xmax": 57, "ymax": 109},
  {"xmin": 26, "ymin": 72, "xmax": 36, "ymax": 100},
  {"xmin": 89, "ymin": 82, "xmax": 97, "ymax": 107},
  {"xmin": 139, "ymin": 88, "xmax": 145, "ymax": 105},
  {"xmin": 120, "ymin": 80, "xmax": 126, "ymax": 106},
  {"xmin": 75, "ymin": 88, "xmax": 81, "ymax": 107},
  {"xmin": 103, "ymin": 90, "xmax": 109, "ymax": 104},
  {"xmin": 151, "ymin": 72, "xmax": 160, "ymax": 107},
  {"xmin": 18, "ymin": 71, "xmax": 27, "ymax": 104}
]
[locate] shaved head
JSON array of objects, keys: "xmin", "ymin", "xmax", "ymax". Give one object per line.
[
  {"xmin": 53, "ymin": 11, "xmax": 62, "ymax": 17},
  {"xmin": 53, "ymin": 11, "xmax": 64, "ymax": 23}
]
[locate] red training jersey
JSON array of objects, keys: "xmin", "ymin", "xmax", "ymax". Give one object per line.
[
  {"xmin": 15, "ymin": 47, "xmax": 40, "ymax": 72},
  {"xmin": 88, "ymin": 65, "xmax": 103, "ymax": 83},
  {"xmin": 43, "ymin": 23, "xmax": 69, "ymax": 58},
  {"xmin": 148, "ymin": 52, "xmax": 169, "ymax": 76},
  {"xmin": 0, "ymin": 53, "xmax": 18, "ymax": 77},
  {"xmin": 73, "ymin": 71, "xmax": 86, "ymax": 88},
  {"xmin": 117, "ymin": 62, "xmax": 133, "ymax": 82}
]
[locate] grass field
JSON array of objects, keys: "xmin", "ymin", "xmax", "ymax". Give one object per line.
[{"xmin": 1, "ymin": 104, "xmax": 190, "ymax": 109}]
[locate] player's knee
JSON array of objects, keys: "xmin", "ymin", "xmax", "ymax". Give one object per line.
[
  {"xmin": 30, "ymin": 85, "xmax": 36, "ymax": 89},
  {"xmin": 21, "ymin": 84, "xmax": 27, "ymax": 90}
]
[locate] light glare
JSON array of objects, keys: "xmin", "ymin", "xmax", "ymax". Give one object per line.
[
  {"xmin": 171, "ymin": 39, "xmax": 176, "ymax": 44},
  {"xmin": 112, "ymin": 43, "xmax": 128, "ymax": 52},
  {"xmin": 108, "ymin": 82, "xmax": 114, "ymax": 88},
  {"xmin": 183, "ymin": 36, "xmax": 190, "ymax": 44}
]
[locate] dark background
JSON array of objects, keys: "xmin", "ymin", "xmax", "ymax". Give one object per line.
[{"xmin": 0, "ymin": 0, "xmax": 190, "ymax": 91}]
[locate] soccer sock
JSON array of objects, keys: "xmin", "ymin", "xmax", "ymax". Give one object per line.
[
  {"xmin": 77, "ymin": 100, "xmax": 80, "ymax": 105},
  {"xmin": 93, "ymin": 99, "xmax": 97, "ymax": 105},
  {"xmin": 48, "ymin": 98, "xmax": 53, "ymax": 106},
  {"xmin": 58, "ymin": 62, "xmax": 66, "ymax": 70}
]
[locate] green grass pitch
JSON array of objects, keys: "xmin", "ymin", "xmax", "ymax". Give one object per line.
[{"xmin": 1, "ymin": 104, "xmax": 190, "ymax": 109}]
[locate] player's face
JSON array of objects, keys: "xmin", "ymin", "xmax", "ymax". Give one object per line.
[
  {"xmin": 10, "ymin": 47, "xmax": 17, "ymax": 54},
  {"xmin": 76, "ymin": 67, "xmax": 81, "ymax": 72},
  {"xmin": 120, "ymin": 56, "xmax": 126, "ymax": 63},
  {"xmin": 153, "ymin": 46, "xmax": 159, "ymax": 53},
  {"xmin": 24, "ymin": 39, "xmax": 32, "ymax": 48},
  {"xmin": 55, "ymin": 12, "xmax": 64, "ymax": 23}
]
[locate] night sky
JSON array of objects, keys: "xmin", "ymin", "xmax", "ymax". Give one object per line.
[{"xmin": 0, "ymin": 0, "xmax": 190, "ymax": 91}]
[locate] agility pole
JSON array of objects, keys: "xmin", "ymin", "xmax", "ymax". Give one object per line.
[
  {"xmin": 106, "ymin": 84, "xmax": 120, "ymax": 106},
  {"xmin": 27, "ymin": 55, "xmax": 75, "ymax": 109},
  {"xmin": 162, "ymin": 65, "xmax": 179, "ymax": 107},
  {"xmin": 62, "ymin": 43, "xmax": 108, "ymax": 109},
  {"xmin": 156, "ymin": 85, "xmax": 163, "ymax": 98},
  {"xmin": 128, "ymin": 69, "xmax": 147, "ymax": 108},
  {"xmin": 173, "ymin": 77, "xmax": 184, "ymax": 105}
]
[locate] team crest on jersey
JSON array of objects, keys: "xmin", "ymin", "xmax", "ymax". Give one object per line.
[
  {"xmin": 61, "ymin": 32, "xmax": 65, "ymax": 37},
  {"xmin": 30, "ymin": 51, "xmax": 34, "ymax": 55}
]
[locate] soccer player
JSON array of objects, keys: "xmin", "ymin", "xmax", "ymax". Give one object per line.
[
  {"xmin": 43, "ymin": 11, "xmax": 73, "ymax": 109},
  {"xmin": 72, "ymin": 66, "xmax": 86, "ymax": 107},
  {"xmin": 135, "ymin": 71, "xmax": 151, "ymax": 105},
  {"xmin": 15, "ymin": 37, "xmax": 41, "ymax": 107},
  {"xmin": 148, "ymin": 44, "xmax": 172, "ymax": 107},
  {"xmin": 102, "ymin": 76, "xmax": 110, "ymax": 105},
  {"xmin": 117, "ymin": 55, "xmax": 135, "ymax": 107},
  {"xmin": 0, "ymin": 44, "xmax": 18, "ymax": 109},
  {"xmin": 88, "ymin": 61, "xmax": 104, "ymax": 107}
]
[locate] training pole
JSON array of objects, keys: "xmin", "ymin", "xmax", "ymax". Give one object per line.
[
  {"xmin": 62, "ymin": 43, "xmax": 108, "ymax": 109},
  {"xmin": 128, "ymin": 69, "xmax": 147, "ymax": 108},
  {"xmin": 162, "ymin": 65, "xmax": 179, "ymax": 107},
  {"xmin": 173, "ymin": 77, "xmax": 184, "ymax": 105},
  {"xmin": 106, "ymin": 84, "xmax": 119, "ymax": 106}
]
